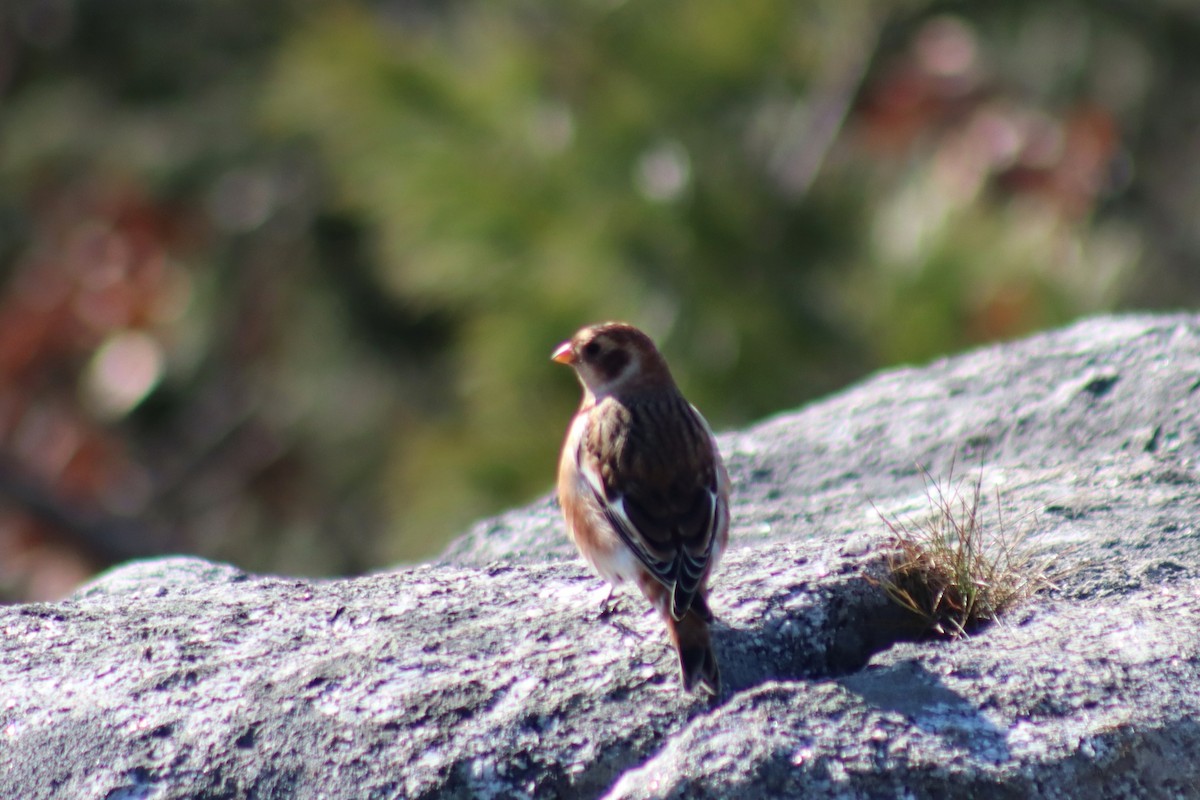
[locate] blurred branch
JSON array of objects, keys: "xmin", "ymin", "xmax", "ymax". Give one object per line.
[
  {"xmin": 769, "ymin": 10, "xmax": 885, "ymax": 199},
  {"xmin": 0, "ymin": 453, "xmax": 160, "ymax": 566}
]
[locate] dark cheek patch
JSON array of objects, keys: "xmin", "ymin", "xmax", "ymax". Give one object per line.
[{"xmin": 598, "ymin": 349, "xmax": 630, "ymax": 380}]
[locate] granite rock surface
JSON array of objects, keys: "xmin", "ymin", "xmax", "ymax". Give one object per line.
[{"xmin": 3, "ymin": 313, "xmax": 1199, "ymax": 799}]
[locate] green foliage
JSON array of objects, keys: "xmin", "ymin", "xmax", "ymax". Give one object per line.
[
  {"xmin": 1, "ymin": 0, "xmax": 1196, "ymax": 589},
  {"xmin": 260, "ymin": 1, "xmax": 1153, "ymax": 556},
  {"xmin": 261, "ymin": 2, "xmax": 881, "ymax": 549}
]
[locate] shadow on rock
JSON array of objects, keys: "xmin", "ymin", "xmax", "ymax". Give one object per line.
[{"xmin": 840, "ymin": 657, "xmax": 1011, "ymax": 764}]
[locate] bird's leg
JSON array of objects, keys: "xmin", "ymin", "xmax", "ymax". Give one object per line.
[
  {"xmin": 595, "ymin": 583, "xmax": 620, "ymax": 619},
  {"xmin": 592, "ymin": 583, "xmax": 649, "ymax": 640}
]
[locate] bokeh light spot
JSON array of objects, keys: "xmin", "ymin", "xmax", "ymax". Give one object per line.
[
  {"xmin": 635, "ymin": 141, "xmax": 691, "ymax": 203},
  {"xmin": 83, "ymin": 331, "xmax": 164, "ymax": 419}
]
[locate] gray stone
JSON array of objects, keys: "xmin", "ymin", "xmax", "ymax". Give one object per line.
[{"xmin": 2, "ymin": 313, "xmax": 1199, "ymax": 799}]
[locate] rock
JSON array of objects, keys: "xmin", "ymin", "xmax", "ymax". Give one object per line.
[
  {"xmin": 609, "ymin": 587, "xmax": 1200, "ymax": 799},
  {"xmin": 3, "ymin": 313, "xmax": 1199, "ymax": 799}
]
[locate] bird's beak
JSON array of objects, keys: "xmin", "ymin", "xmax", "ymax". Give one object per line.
[{"xmin": 551, "ymin": 341, "xmax": 576, "ymax": 365}]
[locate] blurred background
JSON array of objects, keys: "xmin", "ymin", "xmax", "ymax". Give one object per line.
[{"xmin": 1, "ymin": 0, "xmax": 1198, "ymax": 602}]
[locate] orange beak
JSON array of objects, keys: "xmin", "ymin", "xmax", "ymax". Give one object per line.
[{"xmin": 551, "ymin": 340, "xmax": 576, "ymax": 365}]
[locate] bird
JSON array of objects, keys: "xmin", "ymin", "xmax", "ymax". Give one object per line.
[{"xmin": 552, "ymin": 321, "xmax": 730, "ymax": 695}]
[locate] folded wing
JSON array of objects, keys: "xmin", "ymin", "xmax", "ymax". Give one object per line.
[{"xmin": 579, "ymin": 396, "xmax": 723, "ymax": 620}]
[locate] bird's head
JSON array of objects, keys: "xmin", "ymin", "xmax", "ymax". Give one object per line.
[{"xmin": 552, "ymin": 322, "xmax": 674, "ymax": 399}]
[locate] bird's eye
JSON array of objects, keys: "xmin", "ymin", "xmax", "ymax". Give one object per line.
[{"xmin": 582, "ymin": 341, "xmax": 601, "ymax": 359}]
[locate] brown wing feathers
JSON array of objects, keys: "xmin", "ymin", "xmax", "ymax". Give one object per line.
[{"xmin": 588, "ymin": 393, "xmax": 718, "ymax": 620}]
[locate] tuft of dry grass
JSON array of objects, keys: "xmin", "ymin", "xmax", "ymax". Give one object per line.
[{"xmin": 871, "ymin": 462, "xmax": 1054, "ymax": 639}]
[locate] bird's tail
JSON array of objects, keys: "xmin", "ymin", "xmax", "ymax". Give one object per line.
[{"xmin": 666, "ymin": 608, "xmax": 720, "ymax": 695}]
